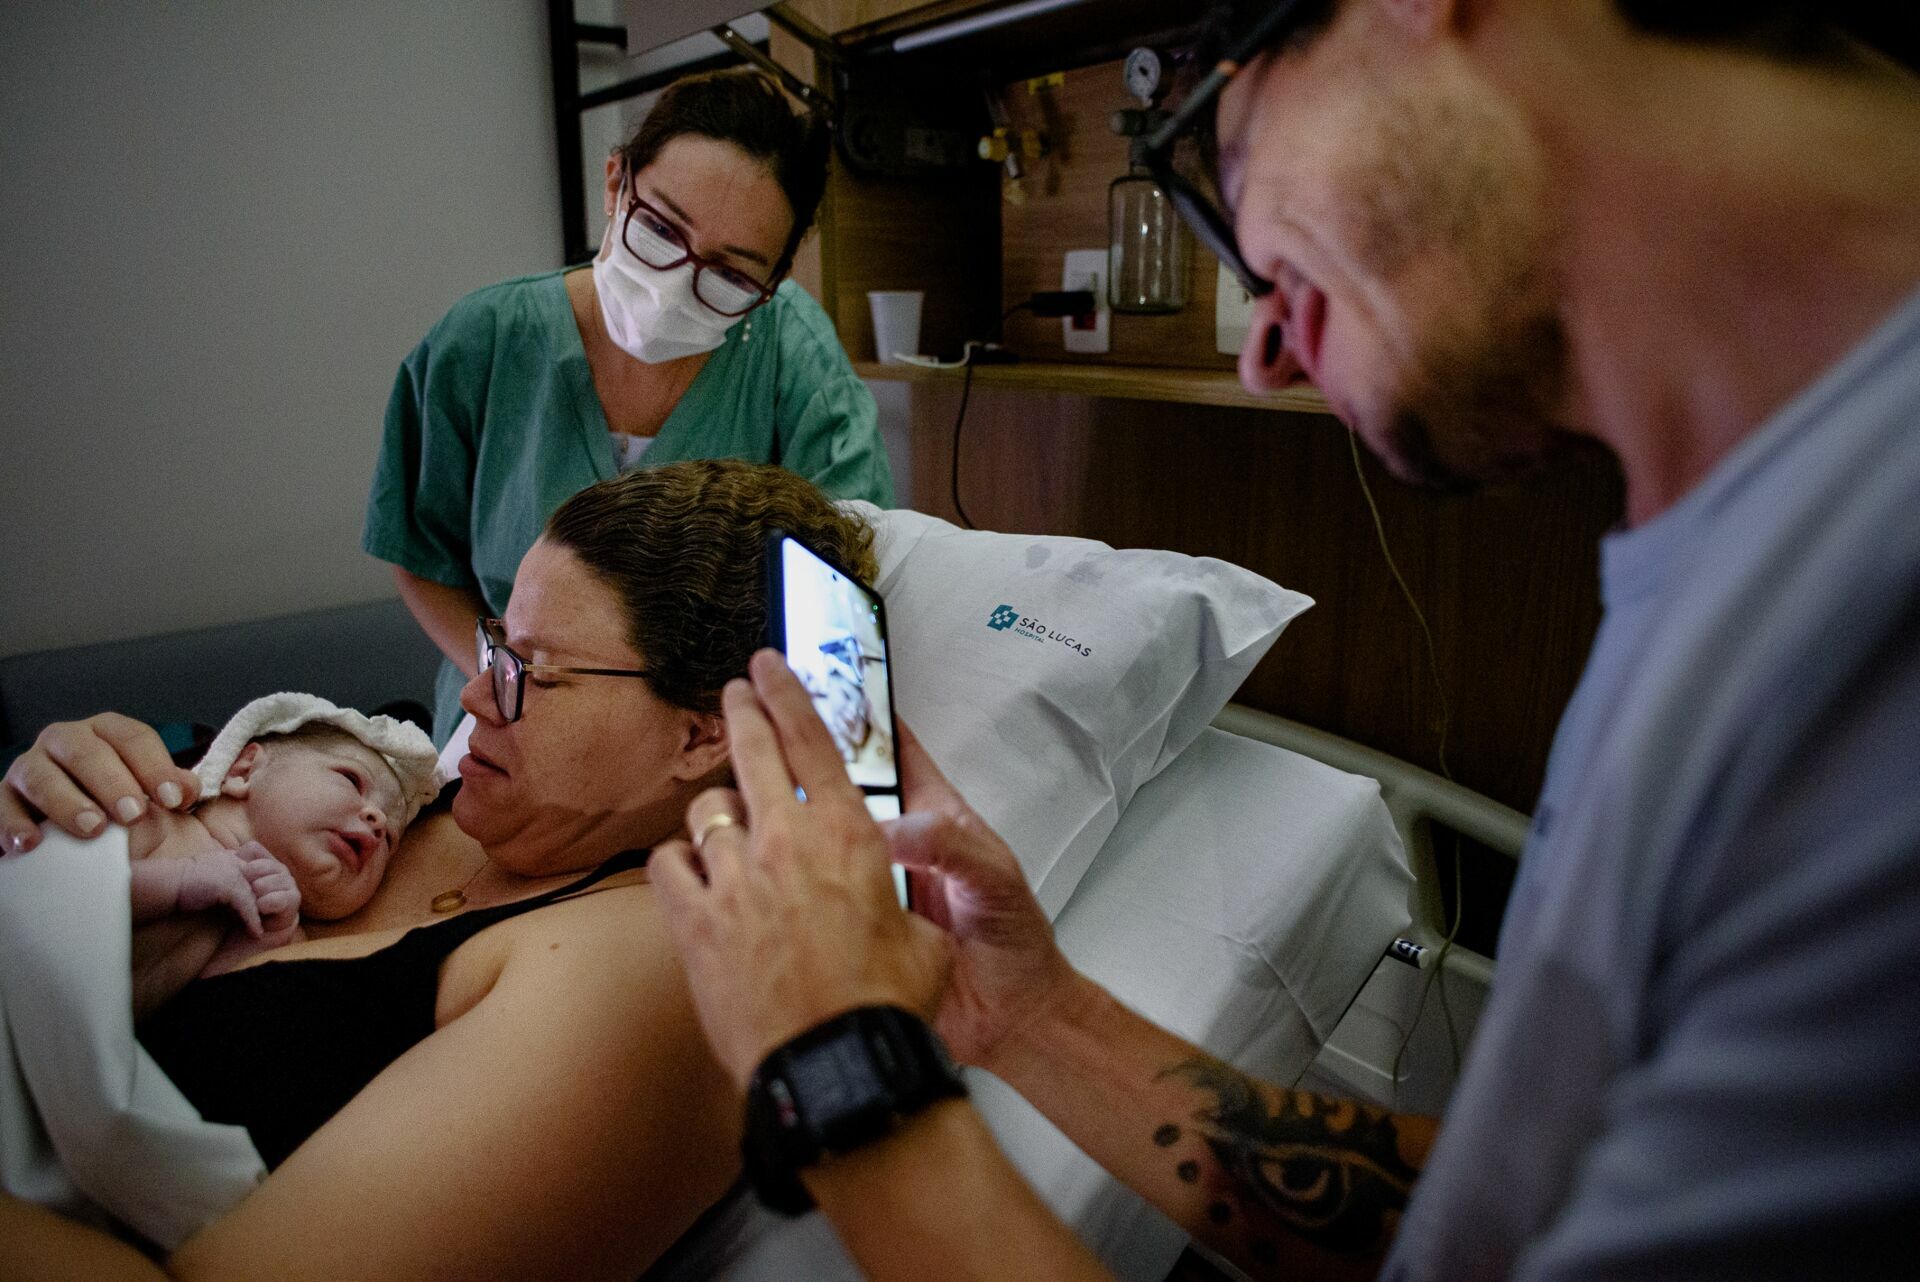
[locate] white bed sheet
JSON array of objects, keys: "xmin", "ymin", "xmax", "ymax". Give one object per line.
[{"xmin": 698, "ymin": 727, "xmax": 1410, "ymax": 1282}]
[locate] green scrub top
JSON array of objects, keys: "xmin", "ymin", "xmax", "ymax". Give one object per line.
[{"xmin": 362, "ymin": 269, "xmax": 895, "ymax": 742}]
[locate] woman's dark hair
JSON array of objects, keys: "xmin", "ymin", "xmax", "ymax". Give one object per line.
[
  {"xmin": 617, "ymin": 69, "xmax": 833, "ymax": 281},
  {"xmin": 544, "ymin": 460, "xmax": 879, "ymax": 715}
]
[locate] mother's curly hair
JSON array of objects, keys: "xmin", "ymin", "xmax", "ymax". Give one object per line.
[{"xmin": 544, "ymin": 460, "xmax": 879, "ymax": 714}]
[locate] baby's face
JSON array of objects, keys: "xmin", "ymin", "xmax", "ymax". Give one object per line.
[{"xmin": 243, "ymin": 740, "xmax": 406, "ymax": 919}]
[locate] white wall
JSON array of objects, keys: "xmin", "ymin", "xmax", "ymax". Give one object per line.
[{"xmin": 0, "ymin": 0, "xmax": 561, "ymax": 658}]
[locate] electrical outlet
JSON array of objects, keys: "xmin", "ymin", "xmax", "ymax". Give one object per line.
[
  {"xmin": 1061, "ymin": 249, "xmax": 1110, "ymax": 355},
  {"xmin": 1215, "ymin": 260, "xmax": 1255, "ymax": 355}
]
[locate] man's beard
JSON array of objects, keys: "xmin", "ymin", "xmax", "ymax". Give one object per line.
[
  {"xmin": 1344, "ymin": 90, "xmax": 1596, "ymax": 490},
  {"xmin": 1374, "ymin": 303, "xmax": 1592, "ymax": 491}
]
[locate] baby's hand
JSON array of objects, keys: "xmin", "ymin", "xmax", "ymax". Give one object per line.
[
  {"xmin": 236, "ymin": 842, "xmax": 301, "ymax": 946},
  {"xmin": 175, "ymin": 848, "xmax": 264, "ymax": 935},
  {"xmin": 195, "ymin": 843, "xmax": 304, "ymax": 978},
  {"xmin": 175, "ymin": 842, "xmax": 300, "ymax": 939}
]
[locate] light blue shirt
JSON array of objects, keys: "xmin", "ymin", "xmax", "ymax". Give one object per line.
[{"xmin": 1385, "ymin": 287, "xmax": 1920, "ymax": 1281}]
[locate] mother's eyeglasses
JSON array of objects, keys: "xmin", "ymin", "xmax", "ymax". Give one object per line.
[
  {"xmin": 1140, "ymin": 0, "xmax": 1318, "ymax": 300},
  {"xmin": 619, "ymin": 182, "xmax": 776, "ymax": 319},
  {"xmin": 474, "ymin": 617, "xmax": 655, "ymax": 724}
]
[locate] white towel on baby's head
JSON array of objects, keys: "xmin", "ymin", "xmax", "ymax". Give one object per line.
[{"xmin": 194, "ymin": 693, "xmax": 444, "ymax": 829}]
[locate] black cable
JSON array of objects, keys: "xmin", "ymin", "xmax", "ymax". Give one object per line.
[
  {"xmin": 949, "ymin": 301, "xmax": 1035, "ymax": 530},
  {"xmin": 950, "ymin": 359, "xmax": 978, "ymax": 528}
]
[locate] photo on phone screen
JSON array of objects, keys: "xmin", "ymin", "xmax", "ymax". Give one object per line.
[{"xmin": 767, "ymin": 532, "xmax": 909, "ymax": 906}]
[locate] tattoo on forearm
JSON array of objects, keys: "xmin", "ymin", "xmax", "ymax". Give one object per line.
[{"xmin": 1155, "ymin": 1055, "xmax": 1421, "ymax": 1258}]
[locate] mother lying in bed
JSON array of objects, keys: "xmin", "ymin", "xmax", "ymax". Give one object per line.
[{"xmin": 0, "ymin": 459, "xmax": 881, "ymax": 1280}]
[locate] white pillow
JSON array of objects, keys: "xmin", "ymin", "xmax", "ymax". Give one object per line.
[
  {"xmin": 853, "ymin": 504, "xmax": 1312, "ymax": 917},
  {"xmin": 972, "ymin": 725, "xmax": 1413, "ymax": 1280}
]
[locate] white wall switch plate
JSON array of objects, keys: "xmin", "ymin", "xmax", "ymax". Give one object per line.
[
  {"xmin": 1061, "ymin": 248, "xmax": 1110, "ymax": 355},
  {"xmin": 1215, "ymin": 260, "xmax": 1256, "ymax": 355}
]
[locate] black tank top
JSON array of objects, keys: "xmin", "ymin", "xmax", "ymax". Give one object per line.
[{"xmin": 137, "ymin": 849, "xmax": 650, "ymax": 1169}]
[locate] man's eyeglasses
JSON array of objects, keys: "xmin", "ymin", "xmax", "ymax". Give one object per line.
[
  {"xmin": 619, "ymin": 180, "xmax": 776, "ymax": 319},
  {"xmin": 474, "ymin": 617, "xmax": 655, "ymax": 724},
  {"xmin": 1140, "ymin": 0, "xmax": 1318, "ymax": 300}
]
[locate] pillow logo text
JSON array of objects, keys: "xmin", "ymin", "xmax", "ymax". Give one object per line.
[{"xmin": 984, "ymin": 604, "xmax": 1092, "ymax": 657}]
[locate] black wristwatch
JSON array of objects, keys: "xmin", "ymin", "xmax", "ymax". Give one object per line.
[{"xmin": 742, "ymin": 1005, "xmax": 969, "ymax": 1215}]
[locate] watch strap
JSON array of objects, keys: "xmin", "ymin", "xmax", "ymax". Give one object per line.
[{"xmin": 742, "ymin": 1005, "xmax": 967, "ymax": 1216}]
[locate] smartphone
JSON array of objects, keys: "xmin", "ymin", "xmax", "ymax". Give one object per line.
[{"xmin": 765, "ymin": 530, "xmax": 910, "ymax": 908}]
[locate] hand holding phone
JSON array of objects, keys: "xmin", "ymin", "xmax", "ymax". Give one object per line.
[{"xmin": 765, "ymin": 531, "xmax": 909, "ymax": 906}]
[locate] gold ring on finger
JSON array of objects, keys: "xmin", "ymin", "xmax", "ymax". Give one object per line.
[{"xmin": 693, "ymin": 811, "xmax": 739, "ymax": 856}]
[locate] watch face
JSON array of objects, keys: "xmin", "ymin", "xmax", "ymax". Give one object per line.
[{"xmin": 788, "ymin": 1030, "xmax": 884, "ymax": 1132}]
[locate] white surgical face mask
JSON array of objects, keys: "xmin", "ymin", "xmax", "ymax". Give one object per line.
[{"xmin": 591, "ymin": 199, "xmax": 741, "ymax": 364}]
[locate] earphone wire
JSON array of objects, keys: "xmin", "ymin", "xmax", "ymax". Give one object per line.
[{"xmin": 1346, "ymin": 429, "xmax": 1467, "ymax": 1106}]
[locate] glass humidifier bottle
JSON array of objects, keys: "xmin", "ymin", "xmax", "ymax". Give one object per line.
[{"xmin": 1108, "ymin": 150, "xmax": 1190, "ymax": 315}]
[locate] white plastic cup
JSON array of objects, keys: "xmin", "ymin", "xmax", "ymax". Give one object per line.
[{"xmin": 867, "ymin": 290, "xmax": 924, "ymax": 365}]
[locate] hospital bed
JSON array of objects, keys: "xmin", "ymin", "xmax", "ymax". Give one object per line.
[
  {"xmin": 675, "ymin": 702, "xmax": 1529, "ymax": 1282},
  {"xmin": 4, "ymin": 511, "xmax": 1531, "ymax": 1278}
]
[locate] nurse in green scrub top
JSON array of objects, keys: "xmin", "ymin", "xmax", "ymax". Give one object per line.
[{"xmin": 363, "ymin": 70, "xmax": 895, "ymax": 743}]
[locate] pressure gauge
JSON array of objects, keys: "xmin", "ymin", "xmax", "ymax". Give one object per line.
[{"xmin": 1125, "ymin": 47, "xmax": 1165, "ymax": 106}]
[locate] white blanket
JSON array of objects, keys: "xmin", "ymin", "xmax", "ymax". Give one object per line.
[{"xmin": 0, "ymin": 827, "xmax": 265, "ymax": 1249}]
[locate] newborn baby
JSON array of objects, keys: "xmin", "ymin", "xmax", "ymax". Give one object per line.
[
  {"xmin": 127, "ymin": 693, "xmax": 440, "ymax": 1017},
  {"xmin": 0, "ymin": 693, "xmax": 440, "ymax": 1244}
]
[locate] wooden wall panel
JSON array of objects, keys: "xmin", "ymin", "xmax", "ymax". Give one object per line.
[
  {"xmin": 773, "ymin": 12, "xmax": 1002, "ymax": 355},
  {"xmin": 996, "ymin": 59, "xmax": 1235, "ymax": 370},
  {"xmin": 826, "ymin": 167, "xmax": 1001, "ymax": 362},
  {"xmin": 779, "ymin": 0, "xmax": 938, "ymax": 36},
  {"xmin": 906, "ymin": 386, "xmax": 1623, "ymax": 814}
]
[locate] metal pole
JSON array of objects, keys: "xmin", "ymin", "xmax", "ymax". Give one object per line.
[
  {"xmin": 711, "ymin": 24, "xmax": 833, "ymax": 119},
  {"xmin": 575, "ymin": 46, "xmax": 760, "ymax": 113},
  {"xmin": 547, "ymin": 0, "xmax": 589, "ymax": 265},
  {"xmin": 574, "ymin": 22, "xmax": 627, "ymax": 48}
]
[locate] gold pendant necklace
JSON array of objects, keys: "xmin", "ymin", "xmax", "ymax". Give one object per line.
[{"xmin": 431, "ymin": 857, "xmax": 489, "ymax": 914}]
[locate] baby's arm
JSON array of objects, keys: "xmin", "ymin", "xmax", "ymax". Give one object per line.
[
  {"xmin": 130, "ymin": 856, "xmax": 236, "ymax": 1019},
  {"xmin": 129, "ymin": 845, "xmax": 302, "ymax": 1016},
  {"xmin": 129, "ymin": 856, "xmax": 203, "ymax": 926},
  {"xmin": 200, "ymin": 847, "xmax": 303, "ymax": 977},
  {"xmin": 131, "ymin": 917, "xmax": 228, "ymax": 1021}
]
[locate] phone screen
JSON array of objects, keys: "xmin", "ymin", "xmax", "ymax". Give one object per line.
[{"xmin": 768, "ymin": 533, "xmax": 909, "ymax": 907}]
